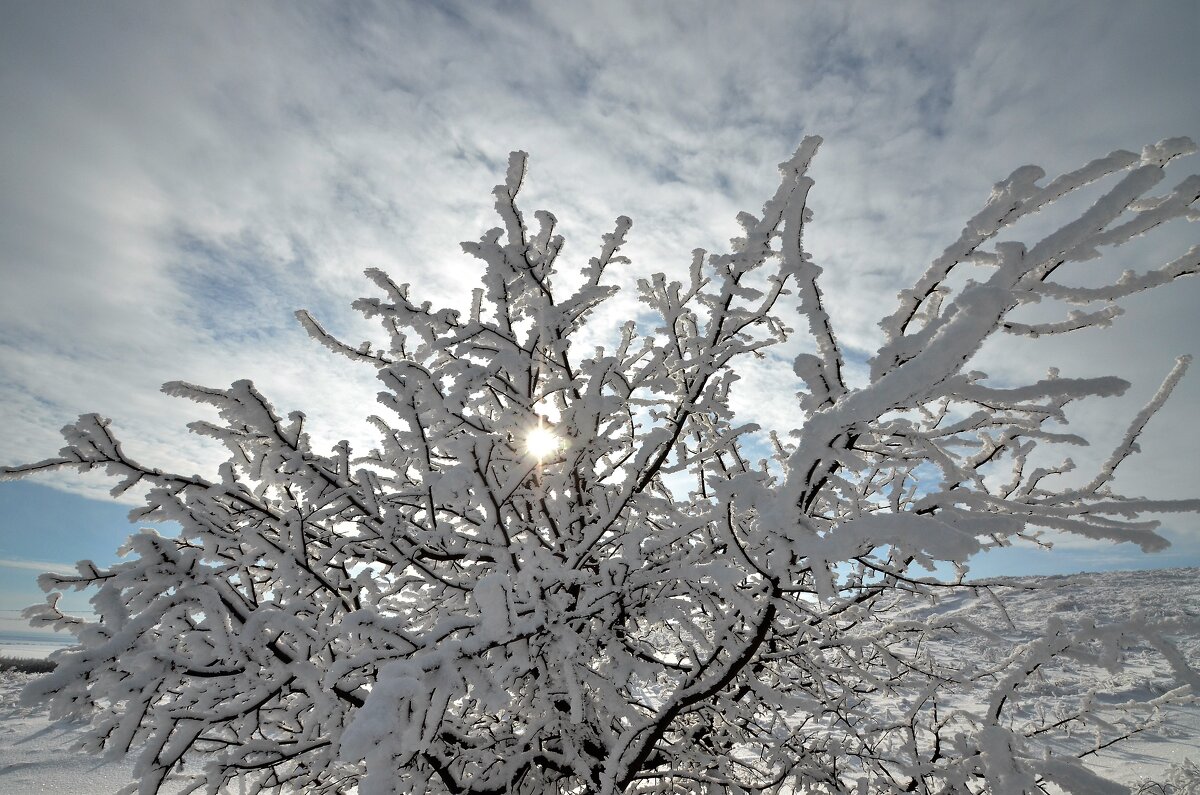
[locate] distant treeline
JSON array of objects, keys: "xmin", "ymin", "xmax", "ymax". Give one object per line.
[{"xmin": 0, "ymin": 655, "xmax": 57, "ymax": 674}]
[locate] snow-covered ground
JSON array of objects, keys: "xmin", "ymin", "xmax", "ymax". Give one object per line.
[
  {"xmin": 1, "ymin": 568, "xmax": 1197, "ymax": 793},
  {"xmin": 899, "ymin": 567, "xmax": 1200, "ymax": 792},
  {"xmin": 1, "ymin": 669, "xmax": 159, "ymax": 794}
]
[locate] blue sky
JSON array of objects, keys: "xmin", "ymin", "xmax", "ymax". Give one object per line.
[{"xmin": 1, "ymin": 1, "xmax": 1198, "ymax": 628}]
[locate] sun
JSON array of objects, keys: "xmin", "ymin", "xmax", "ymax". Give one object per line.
[{"xmin": 525, "ymin": 424, "xmax": 562, "ymax": 460}]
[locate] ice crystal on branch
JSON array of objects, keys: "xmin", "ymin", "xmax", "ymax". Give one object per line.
[{"xmin": 4, "ymin": 136, "xmax": 1199, "ymax": 794}]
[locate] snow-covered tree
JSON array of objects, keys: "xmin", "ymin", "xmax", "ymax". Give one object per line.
[{"xmin": 4, "ymin": 137, "xmax": 1199, "ymax": 794}]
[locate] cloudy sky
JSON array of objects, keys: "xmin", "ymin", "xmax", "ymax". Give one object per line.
[{"xmin": 1, "ymin": 1, "xmax": 1198, "ymax": 625}]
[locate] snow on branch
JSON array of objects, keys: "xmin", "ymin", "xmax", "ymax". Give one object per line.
[{"xmin": 2, "ymin": 136, "xmax": 1197, "ymax": 794}]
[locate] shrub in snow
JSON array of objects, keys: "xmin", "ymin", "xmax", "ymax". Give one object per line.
[
  {"xmin": 4, "ymin": 137, "xmax": 1199, "ymax": 794},
  {"xmin": 1135, "ymin": 758, "xmax": 1200, "ymax": 795}
]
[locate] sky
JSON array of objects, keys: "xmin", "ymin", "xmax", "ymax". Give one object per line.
[{"xmin": 1, "ymin": 1, "xmax": 1198, "ymax": 632}]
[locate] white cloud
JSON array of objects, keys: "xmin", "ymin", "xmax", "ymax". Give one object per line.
[
  {"xmin": 0, "ymin": 1, "xmax": 1195, "ymax": 560},
  {"xmin": 0, "ymin": 558, "xmax": 76, "ymax": 577}
]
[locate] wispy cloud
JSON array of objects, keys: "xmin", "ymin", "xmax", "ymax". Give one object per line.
[{"xmin": 0, "ymin": 558, "xmax": 77, "ymax": 577}]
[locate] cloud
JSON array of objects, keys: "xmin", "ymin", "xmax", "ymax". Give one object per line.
[
  {"xmin": 0, "ymin": 558, "xmax": 77, "ymax": 577},
  {"xmin": 0, "ymin": 0, "xmax": 1196, "ymax": 569}
]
